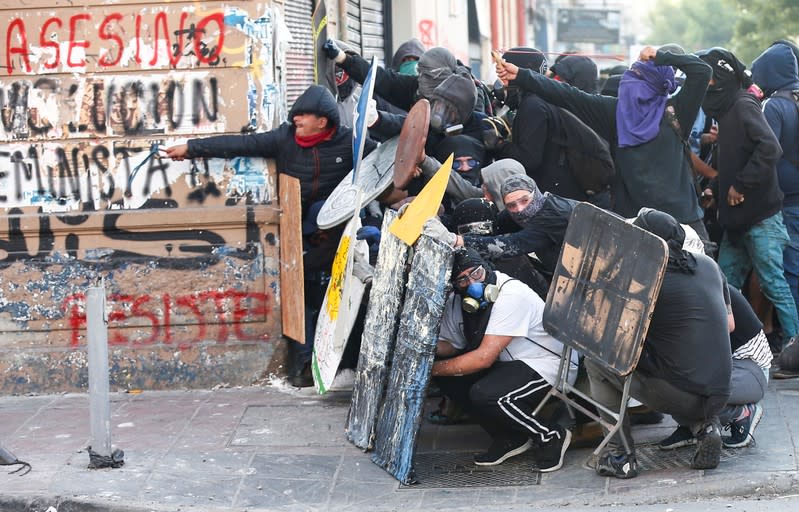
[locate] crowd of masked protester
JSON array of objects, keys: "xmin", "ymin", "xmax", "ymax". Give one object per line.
[{"xmin": 164, "ymin": 36, "xmax": 799, "ymax": 479}]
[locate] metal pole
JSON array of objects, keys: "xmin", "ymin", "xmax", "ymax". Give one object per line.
[{"xmin": 87, "ymin": 279, "xmax": 111, "ymax": 458}]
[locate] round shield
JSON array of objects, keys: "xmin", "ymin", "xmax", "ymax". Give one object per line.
[
  {"xmin": 316, "ymin": 136, "xmax": 400, "ymax": 230},
  {"xmin": 393, "ymin": 99, "xmax": 430, "ymax": 189}
]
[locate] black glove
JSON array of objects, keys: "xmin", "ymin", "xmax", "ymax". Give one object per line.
[{"xmin": 323, "ymin": 39, "xmax": 346, "ymax": 63}]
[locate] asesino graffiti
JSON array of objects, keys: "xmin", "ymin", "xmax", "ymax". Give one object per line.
[
  {"xmin": 5, "ymin": 11, "xmax": 225, "ymax": 74},
  {"xmin": 62, "ymin": 289, "xmax": 272, "ymax": 347}
]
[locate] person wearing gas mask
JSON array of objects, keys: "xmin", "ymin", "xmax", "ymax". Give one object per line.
[
  {"xmin": 371, "ymin": 73, "xmax": 486, "ymax": 150},
  {"xmin": 324, "ymin": 40, "xmax": 483, "ymax": 114},
  {"xmin": 371, "ymin": 74, "xmax": 489, "ymax": 206},
  {"xmin": 432, "ymin": 247, "xmax": 577, "ymax": 471}
]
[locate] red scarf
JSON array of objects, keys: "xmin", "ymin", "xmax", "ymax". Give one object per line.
[{"xmin": 295, "ymin": 126, "xmax": 336, "ymax": 148}]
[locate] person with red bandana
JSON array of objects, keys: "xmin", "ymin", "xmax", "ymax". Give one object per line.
[{"xmin": 166, "ymin": 84, "xmax": 376, "ymax": 387}]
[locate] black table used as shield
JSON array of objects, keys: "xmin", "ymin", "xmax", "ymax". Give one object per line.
[{"xmin": 534, "ymin": 203, "xmax": 668, "ymax": 456}]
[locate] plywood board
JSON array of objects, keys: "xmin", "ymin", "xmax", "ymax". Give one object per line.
[{"xmin": 279, "ymin": 174, "xmax": 304, "ymax": 344}]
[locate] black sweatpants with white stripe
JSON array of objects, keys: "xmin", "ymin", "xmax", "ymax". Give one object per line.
[{"xmin": 435, "ymin": 359, "xmax": 563, "ymax": 444}]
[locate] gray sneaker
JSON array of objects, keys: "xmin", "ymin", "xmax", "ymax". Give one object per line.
[{"xmin": 691, "ymin": 419, "xmax": 722, "ymax": 470}]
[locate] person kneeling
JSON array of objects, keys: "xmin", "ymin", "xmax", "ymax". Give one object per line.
[{"xmin": 432, "ymin": 247, "xmax": 577, "ymax": 472}]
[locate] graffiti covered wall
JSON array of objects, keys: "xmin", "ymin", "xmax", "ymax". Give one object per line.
[{"xmin": 0, "ymin": 0, "xmax": 292, "ymax": 393}]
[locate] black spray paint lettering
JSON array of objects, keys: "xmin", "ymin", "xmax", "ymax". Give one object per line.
[
  {"xmin": 0, "ymin": 77, "xmax": 219, "ymax": 138},
  {"xmin": 0, "ymin": 201, "xmax": 260, "ymax": 267},
  {"xmin": 0, "ymin": 143, "xmax": 153, "ymax": 204}
]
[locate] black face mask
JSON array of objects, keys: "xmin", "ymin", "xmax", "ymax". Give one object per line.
[
  {"xmin": 702, "ymin": 78, "xmax": 738, "ymax": 118},
  {"xmin": 504, "ymin": 86, "xmax": 522, "ymax": 110},
  {"xmin": 337, "ymin": 79, "xmax": 355, "ymax": 101}
]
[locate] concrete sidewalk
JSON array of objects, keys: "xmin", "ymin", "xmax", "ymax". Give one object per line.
[{"xmin": 1, "ymin": 374, "xmax": 799, "ymax": 512}]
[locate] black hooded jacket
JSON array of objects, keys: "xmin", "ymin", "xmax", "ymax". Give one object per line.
[
  {"xmin": 714, "ymin": 90, "xmax": 784, "ymax": 232},
  {"xmin": 186, "ymin": 85, "xmax": 376, "ymax": 215},
  {"xmin": 752, "ymin": 43, "xmax": 799, "ymax": 207},
  {"xmin": 551, "ymin": 55, "xmax": 598, "ymax": 93}
]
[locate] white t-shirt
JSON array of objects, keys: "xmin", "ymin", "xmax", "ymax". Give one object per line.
[{"xmin": 439, "ymin": 271, "xmax": 578, "ymax": 386}]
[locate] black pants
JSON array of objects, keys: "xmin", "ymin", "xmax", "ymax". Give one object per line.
[{"xmin": 436, "ymin": 360, "xmax": 560, "ymax": 444}]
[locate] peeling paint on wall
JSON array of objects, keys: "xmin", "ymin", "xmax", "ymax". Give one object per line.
[{"xmin": 0, "ymin": 1, "xmax": 289, "ymax": 393}]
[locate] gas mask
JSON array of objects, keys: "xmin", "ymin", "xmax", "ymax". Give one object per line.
[
  {"xmin": 461, "ymin": 282, "xmax": 500, "ymax": 314},
  {"xmin": 430, "ymin": 98, "xmax": 463, "ymax": 135}
]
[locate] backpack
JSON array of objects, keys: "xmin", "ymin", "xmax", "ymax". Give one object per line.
[
  {"xmin": 551, "ymin": 107, "xmax": 615, "ymax": 196},
  {"xmin": 771, "ymin": 89, "xmax": 799, "ymax": 168}
]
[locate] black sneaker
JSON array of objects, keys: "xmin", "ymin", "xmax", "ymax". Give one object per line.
[
  {"xmin": 532, "ymin": 426, "xmax": 572, "ymax": 473},
  {"xmin": 474, "ymin": 436, "xmax": 532, "ymax": 466},
  {"xmin": 290, "ymin": 362, "xmax": 314, "ymax": 388},
  {"xmin": 658, "ymin": 425, "xmax": 696, "ymax": 450},
  {"xmin": 723, "ymin": 403, "xmax": 763, "ymax": 448},
  {"xmin": 692, "ymin": 418, "xmax": 722, "ymax": 469},
  {"xmin": 595, "ymin": 452, "xmax": 638, "ymax": 479}
]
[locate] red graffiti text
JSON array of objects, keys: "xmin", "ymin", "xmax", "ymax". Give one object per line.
[{"xmin": 61, "ymin": 289, "xmax": 271, "ymax": 348}]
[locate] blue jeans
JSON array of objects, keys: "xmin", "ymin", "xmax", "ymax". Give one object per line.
[
  {"xmin": 783, "ymin": 206, "xmax": 799, "ymax": 321},
  {"xmin": 719, "ymin": 212, "xmax": 799, "ymax": 338}
]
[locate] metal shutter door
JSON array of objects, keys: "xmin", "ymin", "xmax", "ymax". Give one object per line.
[
  {"xmin": 284, "ymin": 0, "xmax": 315, "ymax": 108},
  {"xmin": 347, "ymin": 0, "xmax": 386, "ymax": 63}
]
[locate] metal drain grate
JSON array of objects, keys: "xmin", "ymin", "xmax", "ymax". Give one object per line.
[
  {"xmin": 629, "ymin": 443, "xmax": 744, "ymax": 472},
  {"xmin": 400, "ymin": 451, "xmax": 542, "ymax": 489}
]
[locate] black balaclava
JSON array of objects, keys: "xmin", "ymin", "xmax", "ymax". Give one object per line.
[
  {"xmin": 429, "ymin": 75, "xmax": 477, "ymax": 133},
  {"xmin": 698, "ymin": 47, "xmax": 750, "ymax": 118},
  {"xmin": 551, "ymin": 55, "xmax": 598, "ymax": 93},
  {"xmin": 501, "ymin": 47, "xmax": 548, "ymax": 109},
  {"xmin": 452, "ymin": 247, "xmax": 496, "ymax": 286},
  {"xmin": 434, "ymin": 134, "xmax": 486, "ymax": 186},
  {"xmin": 633, "ymin": 208, "xmax": 697, "ymax": 274},
  {"xmin": 335, "ymin": 66, "xmax": 355, "ymax": 101},
  {"xmin": 453, "ymin": 198, "xmax": 498, "ymax": 235},
  {"xmin": 600, "ymin": 74, "xmax": 622, "ymax": 97}
]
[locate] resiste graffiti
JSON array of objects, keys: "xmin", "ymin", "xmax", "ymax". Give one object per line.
[{"xmin": 0, "ymin": 3, "xmax": 288, "ymax": 365}]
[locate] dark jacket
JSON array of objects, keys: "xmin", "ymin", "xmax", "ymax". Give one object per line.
[
  {"xmin": 341, "ymin": 52, "xmax": 421, "ymax": 112},
  {"xmin": 499, "ymin": 94, "xmax": 587, "ymax": 201},
  {"xmin": 637, "ymin": 253, "xmax": 731, "ymax": 399},
  {"xmin": 512, "ymin": 50, "xmax": 709, "ymax": 223},
  {"xmin": 752, "ymin": 43, "xmax": 799, "ymax": 207},
  {"xmin": 715, "ymin": 91, "xmax": 784, "ymax": 231},
  {"xmin": 464, "ymin": 193, "xmax": 577, "ymax": 274},
  {"xmin": 186, "ymin": 86, "xmax": 376, "ymax": 216}
]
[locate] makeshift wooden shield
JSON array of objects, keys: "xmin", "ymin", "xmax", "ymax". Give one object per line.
[
  {"xmin": 393, "ymin": 99, "xmax": 430, "ymax": 189},
  {"xmin": 312, "ymin": 1, "xmax": 337, "ymax": 97},
  {"xmin": 543, "ymin": 202, "xmax": 668, "ymax": 377},
  {"xmin": 278, "ymin": 175, "xmax": 305, "ymax": 343},
  {"xmin": 316, "ymin": 137, "xmax": 400, "ymax": 230},
  {"xmin": 311, "ymin": 211, "xmax": 370, "ymax": 394},
  {"xmin": 346, "ymin": 210, "xmax": 411, "ymax": 450},
  {"xmin": 389, "ymin": 154, "xmax": 453, "ymax": 246},
  {"xmin": 370, "ymin": 235, "xmax": 453, "ymax": 485}
]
